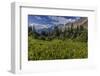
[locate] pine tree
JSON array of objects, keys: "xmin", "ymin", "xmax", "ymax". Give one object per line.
[
  {"xmin": 32, "ymin": 26, "xmax": 38, "ymax": 39},
  {"xmin": 54, "ymin": 26, "xmax": 60, "ymax": 38},
  {"xmin": 28, "ymin": 26, "xmax": 32, "ymax": 36}
]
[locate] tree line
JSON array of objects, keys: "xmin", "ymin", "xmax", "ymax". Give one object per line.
[{"xmin": 28, "ymin": 23, "xmax": 88, "ymax": 42}]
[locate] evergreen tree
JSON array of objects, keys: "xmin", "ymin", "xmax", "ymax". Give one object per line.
[
  {"xmin": 54, "ymin": 26, "xmax": 60, "ymax": 38},
  {"xmin": 28, "ymin": 26, "xmax": 32, "ymax": 36},
  {"xmin": 32, "ymin": 26, "xmax": 39, "ymax": 39},
  {"xmin": 80, "ymin": 25, "xmax": 84, "ymax": 31},
  {"xmin": 28, "ymin": 26, "xmax": 32, "ymax": 33}
]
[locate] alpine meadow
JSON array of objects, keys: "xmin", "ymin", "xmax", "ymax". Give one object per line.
[{"xmin": 28, "ymin": 15, "xmax": 88, "ymax": 60}]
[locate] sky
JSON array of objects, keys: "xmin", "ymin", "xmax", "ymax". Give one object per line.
[{"xmin": 28, "ymin": 15, "xmax": 81, "ymax": 30}]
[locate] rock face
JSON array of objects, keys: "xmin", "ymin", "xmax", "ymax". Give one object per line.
[
  {"xmin": 59, "ymin": 17, "xmax": 88, "ymax": 32},
  {"xmin": 65, "ymin": 17, "xmax": 88, "ymax": 29}
]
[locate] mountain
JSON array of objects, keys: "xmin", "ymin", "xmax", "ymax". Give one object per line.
[
  {"xmin": 29, "ymin": 17, "xmax": 88, "ymax": 34},
  {"xmin": 29, "ymin": 23, "xmax": 54, "ymax": 34},
  {"xmin": 64, "ymin": 17, "xmax": 88, "ymax": 29}
]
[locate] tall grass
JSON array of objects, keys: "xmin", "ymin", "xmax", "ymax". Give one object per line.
[{"xmin": 28, "ymin": 36, "xmax": 88, "ymax": 60}]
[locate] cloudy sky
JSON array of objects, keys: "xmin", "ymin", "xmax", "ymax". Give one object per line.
[{"xmin": 28, "ymin": 15, "xmax": 81, "ymax": 29}]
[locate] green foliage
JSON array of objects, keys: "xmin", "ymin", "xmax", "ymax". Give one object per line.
[
  {"xmin": 28, "ymin": 36, "xmax": 88, "ymax": 60},
  {"xmin": 28, "ymin": 23, "xmax": 88, "ymax": 60},
  {"xmin": 75, "ymin": 29, "xmax": 88, "ymax": 42},
  {"xmin": 28, "ymin": 23, "xmax": 88, "ymax": 42}
]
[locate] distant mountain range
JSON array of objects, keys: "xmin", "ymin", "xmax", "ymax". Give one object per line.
[{"xmin": 29, "ymin": 17, "xmax": 88, "ymax": 34}]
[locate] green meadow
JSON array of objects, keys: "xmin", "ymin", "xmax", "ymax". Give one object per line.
[
  {"xmin": 28, "ymin": 17, "xmax": 88, "ymax": 60},
  {"xmin": 28, "ymin": 35, "xmax": 88, "ymax": 60}
]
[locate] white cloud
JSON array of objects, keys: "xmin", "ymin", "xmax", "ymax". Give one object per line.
[
  {"xmin": 48, "ymin": 16, "xmax": 77, "ymax": 25},
  {"xmin": 76, "ymin": 17, "xmax": 80, "ymax": 20},
  {"xmin": 29, "ymin": 23, "xmax": 48, "ymax": 30},
  {"xmin": 34, "ymin": 16, "xmax": 42, "ymax": 20},
  {"xmin": 29, "ymin": 16, "xmax": 81, "ymax": 30}
]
